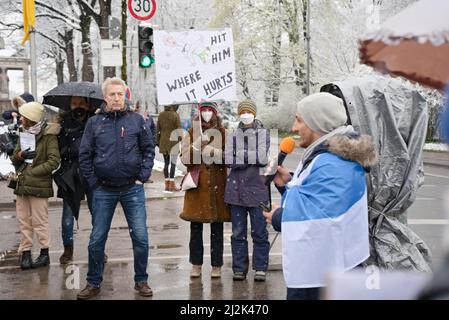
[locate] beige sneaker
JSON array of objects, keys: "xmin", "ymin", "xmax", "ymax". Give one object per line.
[
  {"xmin": 190, "ymin": 264, "xmax": 202, "ymax": 278},
  {"xmin": 211, "ymin": 266, "xmax": 221, "ymax": 278}
]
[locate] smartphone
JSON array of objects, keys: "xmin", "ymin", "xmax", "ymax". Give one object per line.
[{"xmin": 259, "ymin": 202, "xmax": 272, "ymax": 212}]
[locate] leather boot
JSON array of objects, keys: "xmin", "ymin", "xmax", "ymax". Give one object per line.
[
  {"xmin": 164, "ymin": 180, "xmax": 170, "ymax": 192},
  {"xmin": 20, "ymin": 250, "xmax": 32, "ymax": 270},
  {"xmin": 169, "ymin": 180, "xmax": 180, "ymax": 192},
  {"xmin": 59, "ymin": 245, "xmax": 73, "ymax": 264},
  {"xmin": 77, "ymin": 284, "xmax": 100, "ymax": 300},
  {"xmin": 31, "ymin": 248, "xmax": 50, "ymax": 268}
]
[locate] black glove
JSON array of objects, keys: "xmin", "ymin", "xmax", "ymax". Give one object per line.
[
  {"xmin": 21, "ymin": 148, "xmax": 36, "ymax": 160},
  {"xmin": 5, "ymin": 142, "xmax": 15, "ymax": 156}
]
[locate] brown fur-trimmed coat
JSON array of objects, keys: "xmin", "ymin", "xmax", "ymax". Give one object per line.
[{"xmin": 179, "ymin": 122, "xmax": 231, "ymax": 223}]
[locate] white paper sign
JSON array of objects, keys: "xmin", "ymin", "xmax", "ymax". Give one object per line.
[
  {"xmin": 100, "ymin": 40, "xmax": 123, "ymax": 67},
  {"xmin": 153, "ymin": 28, "xmax": 237, "ymax": 105},
  {"xmin": 19, "ymin": 132, "xmax": 35, "ymax": 164}
]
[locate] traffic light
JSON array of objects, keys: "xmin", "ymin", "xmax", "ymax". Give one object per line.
[{"xmin": 138, "ymin": 25, "xmax": 154, "ymax": 68}]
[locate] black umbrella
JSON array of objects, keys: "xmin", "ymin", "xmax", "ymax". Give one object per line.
[{"xmin": 42, "ymin": 82, "xmax": 105, "ymax": 111}]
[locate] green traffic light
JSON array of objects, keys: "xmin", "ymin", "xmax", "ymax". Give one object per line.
[{"xmin": 140, "ymin": 55, "xmax": 155, "ymax": 68}]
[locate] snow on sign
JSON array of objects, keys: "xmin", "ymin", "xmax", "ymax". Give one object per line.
[
  {"xmin": 127, "ymin": 0, "xmax": 156, "ymax": 21},
  {"xmin": 153, "ymin": 28, "xmax": 237, "ymax": 105}
]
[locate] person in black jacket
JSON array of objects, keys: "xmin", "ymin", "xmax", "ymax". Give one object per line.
[
  {"xmin": 1, "ymin": 93, "xmax": 35, "ymax": 156},
  {"xmin": 53, "ymin": 96, "xmax": 95, "ymax": 264},
  {"xmin": 2, "ymin": 92, "xmax": 34, "ymax": 123},
  {"xmin": 77, "ymin": 77, "xmax": 155, "ymax": 300}
]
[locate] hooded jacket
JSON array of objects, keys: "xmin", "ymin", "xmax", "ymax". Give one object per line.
[
  {"xmin": 272, "ymin": 132, "xmax": 377, "ymax": 288},
  {"xmin": 79, "ymin": 104, "xmax": 155, "ymax": 190},
  {"xmin": 11, "ymin": 122, "xmax": 61, "ymax": 198}
]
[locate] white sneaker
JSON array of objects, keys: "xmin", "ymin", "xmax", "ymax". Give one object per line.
[
  {"xmin": 211, "ymin": 266, "xmax": 221, "ymax": 278},
  {"xmin": 190, "ymin": 264, "xmax": 202, "ymax": 278}
]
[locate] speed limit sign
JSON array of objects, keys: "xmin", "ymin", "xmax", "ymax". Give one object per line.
[{"xmin": 128, "ymin": 0, "xmax": 156, "ymax": 21}]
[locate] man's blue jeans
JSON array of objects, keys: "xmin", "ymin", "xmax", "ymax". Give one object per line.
[
  {"xmin": 87, "ymin": 184, "xmax": 149, "ymax": 287},
  {"xmin": 230, "ymin": 205, "xmax": 269, "ymax": 273},
  {"xmin": 61, "ymin": 190, "xmax": 93, "ymax": 246}
]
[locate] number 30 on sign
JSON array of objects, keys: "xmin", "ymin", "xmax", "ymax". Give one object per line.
[{"xmin": 128, "ymin": 0, "xmax": 157, "ymax": 21}]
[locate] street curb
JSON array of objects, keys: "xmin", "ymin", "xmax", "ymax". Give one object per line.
[
  {"xmin": 423, "ymin": 160, "xmax": 449, "ymax": 168},
  {"xmin": 0, "ymin": 194, "xmax": 185, "ymax": 211}
]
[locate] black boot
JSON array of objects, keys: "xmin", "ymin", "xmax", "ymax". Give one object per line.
[
  {"xmin": 20, "ymin": 251, "xmax": 32, "ymax": 270},
  {"xmin": 31, "ymin": 248, "xmax": 50, "ymax": 268}
]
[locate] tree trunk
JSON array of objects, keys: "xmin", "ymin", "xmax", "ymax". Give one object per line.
[
  {"xmin": 62, "ymin": 29, "xmax": 78, "ymax": 82},
  {"xmin": 56, "ymin": 49, "xmax": 65, "ymax": 85},
  {"xmin": 99, "ymin": 0, "xmax": 115, "ymax": 79},
  {"xmin": 121, "ymin": 0, "xmax": 127, "ymax": 83},
  {"xmin": 80, "ymin": 12, "xmax": 95, "ymax": 81},
  {"xmin": 264, "ymin": 1, "xmax": 282, "ymax": 108}
]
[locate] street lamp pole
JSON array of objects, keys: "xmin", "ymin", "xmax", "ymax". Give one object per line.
[
  {"xmin": 306, "ymin": 0, "xmax": 311, "ymax": 95},
  {"xmin": 29, "ymin": 28, "xmax": 37, "ymax": 99}
]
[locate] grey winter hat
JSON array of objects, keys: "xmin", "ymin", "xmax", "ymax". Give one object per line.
[{"xmin": 296, "ymin": 92, "xmax": 347, "ymax": 135}]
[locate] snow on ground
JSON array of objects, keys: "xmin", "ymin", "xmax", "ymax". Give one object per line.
[
  {"xmin": 423, "ymin": 143, "xmax": 449, "ymax": 152},
  {"xmin": 0, "ymin": 157, "xmax": 14, "ymax": 176},
  {"xmin": 151, "ymin": 159, "xmax": 185, "ymax": 177},
  {"xmin": 2, "ymin": 158, "xmax": 184, "ymax": 178}
]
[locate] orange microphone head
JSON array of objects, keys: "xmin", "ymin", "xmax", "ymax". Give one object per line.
[{"xmin": 280, "ymin": 137, "xmax": 296, "ymax": 154}]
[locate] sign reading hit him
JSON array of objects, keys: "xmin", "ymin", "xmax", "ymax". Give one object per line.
[{"xmin": 153, "ymin": 28, "xmax": 237, "ymax": 105}]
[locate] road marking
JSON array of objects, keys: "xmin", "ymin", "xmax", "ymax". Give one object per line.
[
  {"xmin": 408, "ymin": 219, "xmax": 449, "ymax": 225},
  {"xmin": 416, "ymin": 197, "xmax": 438, "ymax": 201},
  {"xmin": 425, "ymin": 173, "xmax": 449, "ymax": 180}
]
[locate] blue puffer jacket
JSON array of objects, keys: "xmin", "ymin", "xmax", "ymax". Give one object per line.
[
  {"xmin": 79, "ymin": 104, "xmax": 155, "ymax": 189},
  {"xmin": 224, "ymin": 119, "xmax": 270, "ymax": 207}
]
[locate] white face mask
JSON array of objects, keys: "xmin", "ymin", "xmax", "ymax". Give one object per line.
[
  {"xmin": 240, "ymin": 113, "xmax": 255, "ymax": 125},
  {"xmin": 201, "ymin": 110, "xmax": 213, "ymax": 123}
]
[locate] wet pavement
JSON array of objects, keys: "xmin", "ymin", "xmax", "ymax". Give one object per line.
[
  {"xmin": 0, "ymin": 158, "xmax": 449, "ymax": 300},
  {"xmin": 0, "ymin": 188, "xmax": 285, "ymax": 300}
]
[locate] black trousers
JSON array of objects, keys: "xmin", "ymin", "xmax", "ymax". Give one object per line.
[
  {"xmin": 163, "ymin": 154, "xmax": 177, "ymax": 179},
  {"xmin": 189, "ymin": 222, "xmax": 223, "ymax": 267},
  {"xmin": 287, "ymin": 287, "xmax": 320, "ymax": 300}
]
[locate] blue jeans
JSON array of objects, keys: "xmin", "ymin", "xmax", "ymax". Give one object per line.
[
  {"xmin": 61, "ymin": 190, "xmax": 93, "ymax": 246},
  {"xmin": 87, "ymin": 184, "xmax": 149, "ymax": 287},
  {"xmin": 230, "ymin": 205, "xmax": 269, "ymax": 273}
]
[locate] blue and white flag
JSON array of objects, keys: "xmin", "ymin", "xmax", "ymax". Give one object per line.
[{"xmin": 281, "ymin": 152, "xmax": 369, "ymax": 288}]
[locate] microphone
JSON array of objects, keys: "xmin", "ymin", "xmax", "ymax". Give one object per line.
[{"xmin": 264, "ymin": 137, "xmax": 296, "ymax": 186}]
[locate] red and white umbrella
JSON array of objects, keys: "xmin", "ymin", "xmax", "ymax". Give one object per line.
[{"xmin": 360, "ymin": 0, "xmax": 449, "ymax": 91}]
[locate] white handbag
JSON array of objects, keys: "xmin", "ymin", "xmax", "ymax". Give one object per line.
[{"xmin": 180, "ymin": 166, "xmax": 200, "ymax": 191}]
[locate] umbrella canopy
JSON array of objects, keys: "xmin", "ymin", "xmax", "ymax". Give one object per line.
[
  {"xmin": 360, "ymin": 0, "xmax": 449, "ymax": 91},
  {"xmin": 321, "ymin": 75, "xmax": 432, "ymax": 272},
  {"xmin": 42, "ymin": 82, "xmax": 104, "ymax": 111}
]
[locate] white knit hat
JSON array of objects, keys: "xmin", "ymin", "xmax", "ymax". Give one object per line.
[
  {"xmin": 296, "ymin": 92, "xmax": 347, "ymax": 135},
  {"xmin": 19, "ymin": 102, "xmax": 45, "ymax": 123}
]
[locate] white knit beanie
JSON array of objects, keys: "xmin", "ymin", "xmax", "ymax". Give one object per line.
[
  {"xmin": 19, "ymin": 102, "xmax": 45, "ymax": 123},
  {"xmin": 296, "ymin": 92, "xmax": 347, "ymax": 135}
]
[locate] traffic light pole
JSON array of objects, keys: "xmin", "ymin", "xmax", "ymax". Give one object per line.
[{"xmin": 306, "ymin": 0, "xmax": 311, "ymax": 96}]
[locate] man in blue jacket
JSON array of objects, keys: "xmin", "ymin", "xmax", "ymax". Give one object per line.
[
  {"xmin": 77, "ymin": 77, "xmax": 155, "ymax": 300},
  {"xmin": 263, "ymin": 93, "xmax": 377, "ymax": 300}
]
